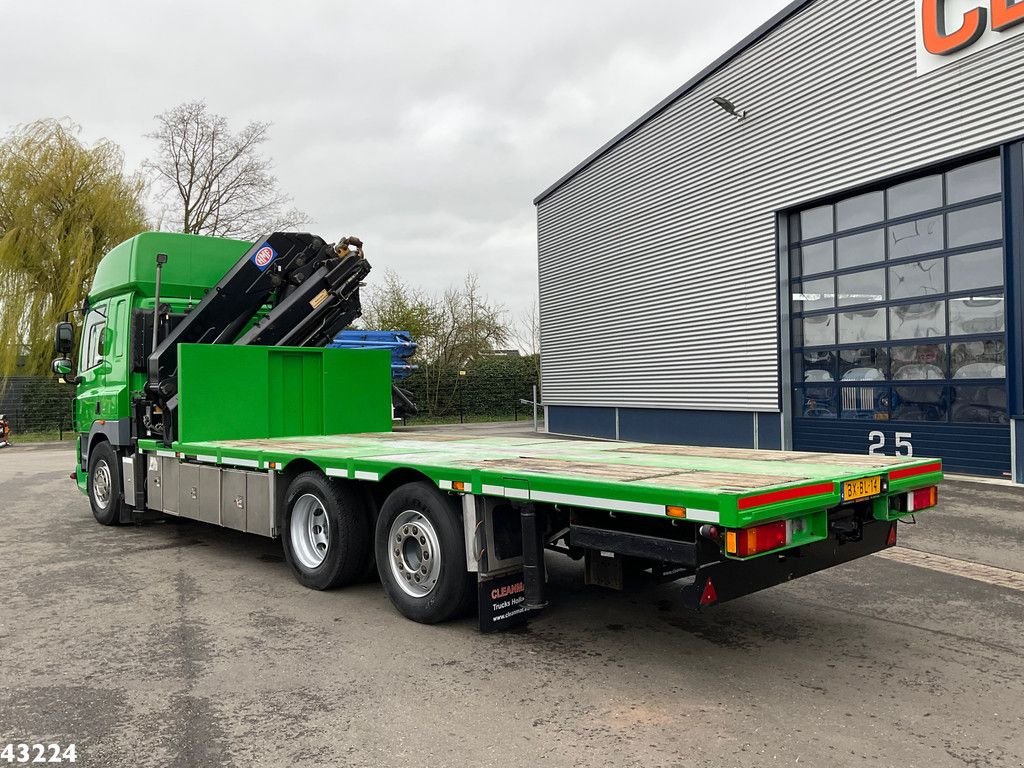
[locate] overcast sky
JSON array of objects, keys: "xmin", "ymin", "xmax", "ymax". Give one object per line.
[{"xmin": 0, "ymin": 0, "xmax": 791, "ymax": 320}]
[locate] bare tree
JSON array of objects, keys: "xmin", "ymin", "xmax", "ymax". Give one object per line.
[
  {"xmin": 361, "ymin": 271, "xmax": 508, "ymax": 367},
  {"xmin": 509, "ymin": 298, "xmax": 540, "ymax": 357},
  {"xmin": 360, "ymin": 270, "xmax": 439, "ymax": 343},
  {"xmin": 360, "ymin": 271, "xmax": 510, "ymax": 415},
  {"xmin": 144, "ymin": 101, "xmax": 308, "ymax": 239},
  {"xmin": 509, "ymin": 298, "xmax": 541, "ymax": 393},
  {"xmin": 417, "ymin": 274, "xmax": 508, "ymax": 416}
]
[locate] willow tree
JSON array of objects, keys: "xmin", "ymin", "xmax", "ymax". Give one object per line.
[{"xmin": 0, "ymin": 120, "xmax": 147, "ymax": 377}]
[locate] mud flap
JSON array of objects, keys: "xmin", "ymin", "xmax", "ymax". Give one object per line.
[
  {"xmin": 681, "ymin": 521, "xmax": 896, "ymax": 609},
  {"xmin": 477, "ymin": 568, "xmax": 531, "ymax": 633}
]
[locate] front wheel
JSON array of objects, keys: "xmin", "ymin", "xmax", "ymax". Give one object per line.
[
  {"xmin": 87, "ymin": 441, "xmax": 123, "ymax": 526},
  {"xmin": 282, "ymin": 471, "xmax": 371, "ymax": 590},
  {"xmin": 375, "ymin": 481, "xmax": 474, "ymax": 624}
]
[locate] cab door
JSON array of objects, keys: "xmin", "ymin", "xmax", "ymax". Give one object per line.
[{"xmin": 75, "ymin": 303, "xmax": 109, "ymax": 435}]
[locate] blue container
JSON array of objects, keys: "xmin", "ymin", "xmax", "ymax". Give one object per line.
[{"xmin": 327, "ymin": 330, "xmax": 417, "ymax": 380}]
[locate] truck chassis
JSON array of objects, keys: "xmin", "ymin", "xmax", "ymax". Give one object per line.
[{"xmin": 105, "ymin": 429, "xmax": 941, "ymax": 632}]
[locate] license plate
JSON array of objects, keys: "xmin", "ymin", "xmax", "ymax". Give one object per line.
[{"xmin": 842, "ymin": 475, "xmax": 881, "ymax": 502}]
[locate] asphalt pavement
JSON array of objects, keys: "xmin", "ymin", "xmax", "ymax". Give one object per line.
[{"xmin": 1, "ymin": 440, "xmax": 1022, "ymax": 768}]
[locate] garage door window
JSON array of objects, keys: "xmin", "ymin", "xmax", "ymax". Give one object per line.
[{"xmin": 790, "ymin": 155, "xmax": 1006, "ymax": 424}]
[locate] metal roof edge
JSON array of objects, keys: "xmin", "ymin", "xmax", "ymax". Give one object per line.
[{"xmin": 532, "ymin": 0, "xmax": 816, "ymax": 206}]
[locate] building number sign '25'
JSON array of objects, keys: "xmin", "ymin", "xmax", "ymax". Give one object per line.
[
  {"xmin": 869, "ymin": 430, "xmax": 914, "ymax": 458},
  {"xmin": 917, "ymin": 0, "xmax": 1024, "ymax": 73}
]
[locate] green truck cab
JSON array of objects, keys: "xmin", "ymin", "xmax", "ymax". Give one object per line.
[
  {"xmin": 53, "ymin": 233, "xmax": 252, "ymax": 493},
  {"xmin": 54, "ymin": 231, "xmax": 944, "ymax": 632}
]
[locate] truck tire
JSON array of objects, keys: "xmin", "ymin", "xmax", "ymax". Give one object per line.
[
  {"xmin": 375, "ymin": 481, "xmax": 475, "ymax": 624},
  {"xmin": 282, "ymin": 471, "xmax": 370, "ymax": 590},
  {"xmin": 87, "ymin": 441, "xmax": 123, "ymax": 526}
]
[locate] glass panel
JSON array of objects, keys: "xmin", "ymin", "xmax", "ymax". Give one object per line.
[
  {"xmin": 796, "ymin": 386, "xmax": 837, "ymax": 419},
  {"xmin": 840, "ymin": 385, "xmax": 890, "ymax": 420},
  {"xmin": 891, "ymin": 343, "xmax": 946, "ymax": 380},
  {"xmin": 795, "ymin": 350, "xmax": 837, "ymax": 382},
  {"xmin": 836, "ymin": 228, "xmax": 884, "ymax": 268},
  {"xmin": 951, "ymin": 385, "xmax": 1007, "ymax": 424},
  {"xmin": 799, "ymin": 205, "xmax": 834, "ymax": 240},
  {"xmin": 837, "ymin": 269, "xmax": 885, "ymax": 307},
  {"xmin": 951, "ymin": 339, "xmax": 1006, "ymax": 379},
  {"xmin": 81, "ymin": 311, "xmax": 106, "ymax": 371},
  {"xmin": 948, "ymin": 247, "xmax": 1003, "ymax": 291},
  {"xmin": 796, "ymin": 241, "xmax": 834, "ymax": 276},
  {"xmin": 836, "ymin": 191, "xmax": 884, "ymax": 231},
  {"xmin": 788, "ymin": 215, "xmax": 801, "ymax": 245},
  {"xmin": 947, "ymin": 202, "xmax": 1003, "ymax": 248},
  {"xmin": 888, "ymin": 214, "xmax": 943, "ymax": 259},
  {"xmin": 838, "ymin": 308, "xmax": 886, "ymax": 344},
  {"xmin": 889, "ymin": 257, "xmax": 944, "ymax": 299},
  {"xmin": 887, "ymin": 174, "xmax": 943, "ymax": 218},
  {"xmin": 839, "ymin": 347, "xmax": 888, "ymax": 381},
  {"xmin": 946, "ymin": 157, "xmax": 1001, "ymax": 205},
  {"xmin": 949, "ymin": 296, "xmax": 1004, "ymax": 336},
  {"xmin": 798, "ymin": 314, "xmax": 836, "ymax": 347},
  {"xmin": 892, "ymin": 385, "xmax": 947, "ymax": 421},
  {"xmin": 792, "ymin": 277, "xmax": 835, "ymax": 312},
  {"xmin": 789, "ymin": 245, "xmax": 801, "ymax": 279},
  {"xmin": 889, "ymin": 301, "xmax": 945, "ymax": 340}
]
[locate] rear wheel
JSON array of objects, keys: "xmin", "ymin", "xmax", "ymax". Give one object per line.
[
  {"xmin": 375, "ymin": 481, "xmax": 474, "ymax": 624},
  {"xmin": 282, "ymin": 471, "xmax": 370, "ymax": 590},
  {"xmin": 88, "ymin": 441, "xmax": 123, "ymax": 526}
]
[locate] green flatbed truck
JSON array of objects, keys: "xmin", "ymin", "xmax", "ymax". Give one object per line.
[{"xmin": 53, "ymin": 231, "xmax": 943, "ymax": 631}]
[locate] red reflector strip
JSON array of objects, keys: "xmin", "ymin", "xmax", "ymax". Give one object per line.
[
  {"xmin": 889, "ymin": 461, "xmax": 942, "ymax": 481},
  {"xmin": 738, "ymin": 481, "xmax": 835, "ymax": 510}
]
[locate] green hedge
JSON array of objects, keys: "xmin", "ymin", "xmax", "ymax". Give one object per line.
[{"xmin": 401, "ymin": 354, "xmax": 539, "ymax": 420}]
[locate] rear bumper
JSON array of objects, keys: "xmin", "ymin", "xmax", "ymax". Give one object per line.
[{"xmin": 682, "ymin": 519, "xmax": 895, "ymax": 608}]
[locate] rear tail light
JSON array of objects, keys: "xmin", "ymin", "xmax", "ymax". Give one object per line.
[
  {"xmin": 725, "ymin": 520, "xmax": 791, "ymax": 557},
  {"xmin": 909, "ymin": 486, "xmax": 938, "ymax": 511},
  {"xmin": 895, "ymin": 486, "xmax": 938, "ymax": 512}
]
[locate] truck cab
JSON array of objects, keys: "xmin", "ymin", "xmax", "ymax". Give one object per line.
[{"xmin": 54, "ymin": 233, "xmax": 253, "ymax": 492}]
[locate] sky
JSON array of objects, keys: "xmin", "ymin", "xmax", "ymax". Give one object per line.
[{"xmin": 0, "ymin": 0, "xmax": 792, "ymax": 321}]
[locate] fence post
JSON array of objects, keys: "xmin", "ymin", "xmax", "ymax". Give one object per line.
[
  {"xmin": 532, "ymin": 384, "xmax": 538, "ymax": 432},
  {"xmin": 458, "ymin": 370, "xmax": 466, "ymax": 424}
]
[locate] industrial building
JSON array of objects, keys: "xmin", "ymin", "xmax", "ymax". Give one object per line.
[{"xmin": 535, "ymin": 0, "xmax": 1024, "ymax": 479}]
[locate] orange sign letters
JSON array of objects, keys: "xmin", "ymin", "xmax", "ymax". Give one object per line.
[{"xmin": 922, "ymin": 0, "xmax": 1024, "ymax": 55}]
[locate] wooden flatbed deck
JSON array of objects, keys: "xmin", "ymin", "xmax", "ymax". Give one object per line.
[{"xmin": 142, "ymin": 430, "xmax": 943, "ymax": 529}]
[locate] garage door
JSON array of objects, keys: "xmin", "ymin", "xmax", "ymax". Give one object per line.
[{"xmin": 788, "ymin": 155, "xmax": 1010, "ymax": 477}]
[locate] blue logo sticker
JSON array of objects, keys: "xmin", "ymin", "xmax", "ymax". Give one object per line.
[{"xmin": 251, "ymin": 243, "xmax": 276, "ymax": 271}]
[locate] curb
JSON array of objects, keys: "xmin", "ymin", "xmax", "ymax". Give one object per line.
[{"xmin": 4, "ymin": 441, "xmax": 75, "ymax": 451}]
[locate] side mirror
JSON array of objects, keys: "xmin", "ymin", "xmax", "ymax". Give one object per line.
[
  {"xmin": 51, "ymin": 357, "xmax": 80, "ymax": 384},
  {"xmin": 55, "ymin": 321, "xmax": 74, "ymax": 355}
]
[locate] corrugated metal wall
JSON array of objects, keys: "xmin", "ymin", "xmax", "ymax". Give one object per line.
[{"xmin": 537, "ymin": 0, "xmax": 1024, "ymax": 411}]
